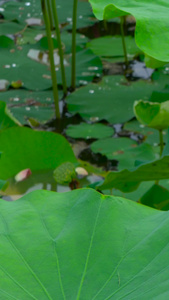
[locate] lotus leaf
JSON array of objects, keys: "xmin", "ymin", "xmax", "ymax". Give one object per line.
[
  {"xmin": 66, "ymin": 76, "xmax": 157, "ymax": 124},
  {"xmin": 91, "ymin": 138, "xmax": 158, "ymax": 170},
  {"xmin": 66, "ymin": 123, "xmax": 114, "ymax": 139},
  {"xmin": 0, "ymin": 189, "xmax": 169, "ymax": 298}
]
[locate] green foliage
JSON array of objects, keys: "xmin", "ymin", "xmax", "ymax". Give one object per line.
[
  {"xmin": 87, "ymin": 35, "xmax": 141, "ymax": 61},
  {"xmin": 0, "ymin": 89, "xmax": 60, "ymax": 124},
  {"xmin": 91, "ymin": 138, "xmax": 158, "ymax": 170},
  {"xmin": 1, "ymin": 1, "xmax": 169, "ymax": 297},
  {"xmin": 0, "ymin": 36, "xmax": 102, "ymax": 90},
  {"xmin": 124, "ymin": 119, "xmax": 167, "ymax": 145},
  {"xmin": 0, "ymin": 188, "xmax": 169, "ymax": 298},
  {"xmin": 67, "ymin": 76, "xmax": 157, "ymax": 124}
]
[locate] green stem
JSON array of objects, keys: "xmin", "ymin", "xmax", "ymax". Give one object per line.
[
  {"xmin": 103, "ymin": 19, "xmax": 108, "ymax": 31},
  {"xmin": 71, "ymin": 0, "xmax": 78, "ymax": 91},
  {"xmin": 46, "ymin": 0, "xmax": 53, "ymax": 29},
  {"xmin": 41, "ymin": 0, "xmax": 60, "ymax": 119},
  {"xmin": 51, "ymin": 0, "xmax": 67, "ymax": 96},
  {"xmin": 120, "ymin": 16, "xmax": 129, "ymax": 69},
  {"xmin": 159, "ymin": 129, "xmax": 164, "ymax": 157}
]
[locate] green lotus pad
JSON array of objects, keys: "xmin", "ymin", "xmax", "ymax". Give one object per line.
[
  {"xmin": 2, "ymin": 0, "xmax": 96, "ymax": 29},
  {"xmin": 66, "ymin": 75, "xmax": 159, "ymax": 124},
  {"xmin": 134, "ymin": 100, "xmax": 169, "ymax": 130},
  {"xmin": 87, "ymin": 35, "xmax": 141, "ymax": 59},
  {"xmin": 0, "ymin": 90, "xmax": 61, "ymax": 124},
  {"xmin": 91, "ymin": 137, "xmax": 158, "ymax": 170},
  {"xmin": 66, "ymin": 123, "xmax": 114, "ymax": 139},
  {"xmin": 0, "ymin": 36, "xmax": 102, "ymax": 89},
  {"xmin": 1, "ymin": 188, "xmax": 169, "ymax": 299},
  {"xmin": 89, "ymin": 0, "xmax": 169, "ymax": 62},
  {"xmin": 0, "ymin": 127, "xmax": 77, "ymax": 179}
]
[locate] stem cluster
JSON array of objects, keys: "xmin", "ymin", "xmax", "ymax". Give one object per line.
[{"xmin": 41, "ymin": 0, "xmax": 78, "ymax": 118}]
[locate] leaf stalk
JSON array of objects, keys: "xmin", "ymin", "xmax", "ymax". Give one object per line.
[
  {"xmin": 71, "ymin": 0, "xmax": 78, "ymax": 90},
  {"xmin": 120, "ymin": 16, "xmax": 129, "ymax": 69},
  {"xmin": 51, "ymin": 0, "xmax": 67, "ymax": 96},
  {"xmin": 41, "ymin": 0, "xmax": 60, "ymax": 119}
]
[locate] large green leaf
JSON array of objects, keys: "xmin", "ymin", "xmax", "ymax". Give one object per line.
[
  {"xmin": 97, "ymin": 155, "xmax": 169, "ymax": 192},
  {"xmin": 0, "ymin": 127, "xmax": 77, "ymax": 179},
  {"xmin": 0, "ymin": 188, "xmax": 169, "ymax": 298},
  {"xmin": 89, "ymin": 0, "xmax": 169, "ymax": 61},
  {"xmin": 66, "ymin": 76, "xmax": 157, "ymax": 124}
]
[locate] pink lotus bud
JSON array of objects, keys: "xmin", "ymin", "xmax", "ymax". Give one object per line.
[{"xmin": 15, "ymin": 169, "xmax": 32, "ymax": 182}]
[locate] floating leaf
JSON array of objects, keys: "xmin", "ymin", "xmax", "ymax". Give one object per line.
[
  {"xmin": 0, "ymin": 89, "xmax": 61, "ymax": 124},
  {"xmin": 87, "ymin": 35, "xmax": 141, "ymax": 60},
  {"xmin": 2, "ymin": 0, "xmax": 96, "ymax": 29},
  {"xmin": 0, "ymin": 36, "xmax": 102, "ymax": 89},
  {"xmin": 91, "ymin": 138, "xmax": 158, "ymax": 170},
  {"xmin": 66, "ymin": 123, "xmax": 114, "ymax": 139},
  {"xmin": 67, "ymin": 76, "xmax": 159, "ymax": 124},
  {"xmin": 124, "ymin": 119, "xmax": 167, "ymax": 146}
]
